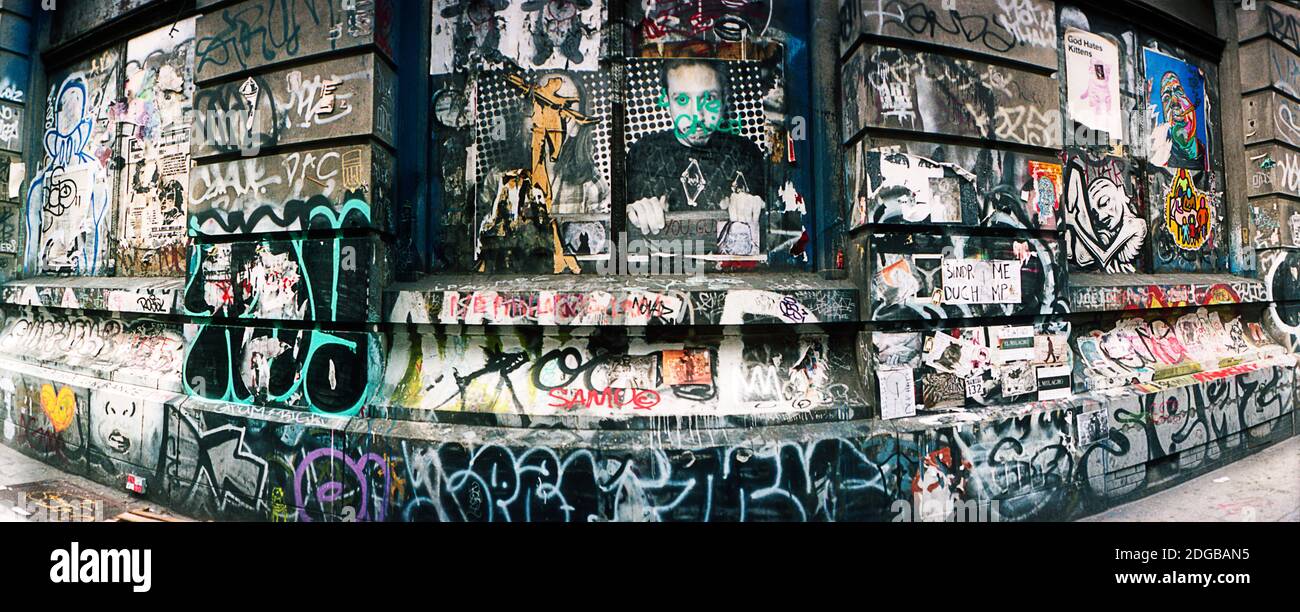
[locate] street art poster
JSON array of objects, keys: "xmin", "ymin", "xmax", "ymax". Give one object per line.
[
  {"xmin": 1150, "ymin": 165, "xmax": 1223, "ymax": 272},
  {"xmin": 1063, "ymin": 155, "xmax": 1146, "ymax": 273},
  {"xmin": 472, "ymin": 70, "xmax": 612, "ymax": 272},
  {"xmin": 862, "ymin": 149, "xmax": 969, "ymax": 225},
  {"xmin": 1000, "ymin": 361, "xmax": 1037, "ymax": 397},
  {"xmin": 1026, "ymin": 160, "xmax": 1061, "ymax": 230},
  {"xmin": 1035, "ymin": 364, "xmax": 1071, "ymax": 400},
  {"xmin": 989, "ymin": 325, "xmax": 1036, "ymax": 363},
  {"xmin": 1163, "ymin": 168, "xmax": 1212, "ymax": 251},
  {"xmin": 429, "ymin": 0, "xmax": 804, "ymax": 273},
  {"xmin": 924, "ymin": 331, "xmax": 989, "ymax": 377},
  {"xmin": 877, "ymin": 366, "xmax": 916, "ymax": 420},
  {"xmin": 623, "ymin": 57, "xmax": 775, "ymax": 259},
  {"xmin": 1077, "ymin": 408, "xmax": 1109, "ymax": 446},
  {"xmin": 117, "ymin": 18, "xmax": 197, "ymax": 276},
  {"xmin": 430, "ymin": 0, "xmax": 604, "ymax": 75},
  {"xmin": 1144, "ymin": 48, "xmax": 1209, "ymax": 170},
  {"xmin": 25, "ymin": 47, "xmax": 120, "ymax": 276},
  {"xmin": 661, "ymin": 349, "xmax": 713, "ymax": 385},
  {"xmin": 1065, "ymin": 28, "xmax": 1123, "ymax": 139}
]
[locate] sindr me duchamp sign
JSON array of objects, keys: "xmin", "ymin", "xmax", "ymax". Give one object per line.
[{"xmin": 941, "ymin": 259, "xmax": 1022, "ymax": 304}]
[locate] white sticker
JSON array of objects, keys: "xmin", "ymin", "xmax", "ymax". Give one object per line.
[
  {"xmin": 941, "ymin": 259, "xmax": 1022, "ymax": 304},
  {"xmin": 878, "ymin": 367, "xmax": 917, "ymax": 420},
  {"xmin": 965, "ymin": 373, "xmax": 984, "ymax": 399},
  {"xmin": 990, "ymin": 325, "xmax": 1036, "ymax": 364},
  {"xmin": 7, "ymin": 161, "xmax": 23, "ymax": 199},
  {"xmin": 1064, "ymin": 28, "xmax": 1124, "ymax": 139},
  {"xmin": 1036, "ymin": 365, "xmax": 1072, "ymax": 400}
]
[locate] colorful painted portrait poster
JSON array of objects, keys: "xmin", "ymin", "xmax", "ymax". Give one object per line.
[
  {"xmin": 1065, "ymin": 28, "xmax": 1122, "ymax": 139},
  {"xmin": 1144, "ymin": 48, "xmax": 1209, "ymax": 170},
  {"xmin": 1027, "ymin": 160, "xmax": 1062, "ymax": 230}
]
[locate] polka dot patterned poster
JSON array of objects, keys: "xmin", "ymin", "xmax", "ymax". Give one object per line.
[
  {"xmin": 472, "ymin": 68, "xmax": 612, "ymax": 186},
  {"xmin": 624, "ymin": 59, "xmax": 773, "ymax": 154}
]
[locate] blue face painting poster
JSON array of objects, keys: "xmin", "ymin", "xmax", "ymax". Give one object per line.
[{"xmin": 1144, "ymin": 48, "xmax": 1209, "ymax": 170}]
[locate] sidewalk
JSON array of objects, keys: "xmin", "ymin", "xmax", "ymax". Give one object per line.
[
  {"xmin": 1081, "ymin": 436, "xmax": 1300, "ymax": 522},
  {"xmin": 0, "ymin": 444, "xmax": 155, "ymax": 522}
]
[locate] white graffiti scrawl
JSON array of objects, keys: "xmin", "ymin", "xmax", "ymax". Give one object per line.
[{"xmin": 25, "ymin": 48, "xmax": 121, "ymax": 276}]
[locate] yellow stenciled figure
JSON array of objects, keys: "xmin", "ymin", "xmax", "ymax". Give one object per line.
[{"xmin": 505, "ymin": 74, "xmax": 597, "ymax": 273}]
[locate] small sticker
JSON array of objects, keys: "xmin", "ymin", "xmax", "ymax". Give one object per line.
[{"xmin": 878, "ymin": 366, "xmax": 917, "ymax": 420}]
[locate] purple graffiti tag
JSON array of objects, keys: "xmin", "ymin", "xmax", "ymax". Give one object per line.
[{"xmin": 294, "ymin": 447, "xmax": 389, "ymax": 522}]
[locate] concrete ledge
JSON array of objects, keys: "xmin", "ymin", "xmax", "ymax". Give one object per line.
[
  {"xmin": 1069, "ymin": 273, "xmax": 1268, "ymax": 312},
  {"xmin": 385, "ymin": 272, "xmax": 861, "ymax": 326},
  {"xmin": 0, "ymin": 305, "xmax": 185, "ymax": 393},
  {"xmin": 1, "ymin": 352, "xmax": 1294, "ymax": 521},
  {"xmin": 1, "ymin": 276, "xmax": 183, "ymax": 315},
  {"xmin": 370, "ymin": 398, "xmax": 870, "ymax": 431}
]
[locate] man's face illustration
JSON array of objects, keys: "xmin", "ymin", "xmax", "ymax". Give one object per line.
[
  {"xmin": 1088, "ymin": 177, "xmax": 1128, "ymax": 237},
  {"xmin": 666, "ymin": 63, "xmax": 724, "ymax": 147},
  {"xmin": 1160, "ymin": 71, "xmax": 1198, "ymax": 151}
]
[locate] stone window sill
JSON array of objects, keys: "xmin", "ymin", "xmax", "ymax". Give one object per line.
[
  {"xmin": 0, "ymin": 276, "xmax": 183, "ymax": 315},
  {"xmin": 384, "ymin": 272, "xmax": 862, "ymax": 326},
  {"xmin": 1068, "ymin": 273, "xmax": 1268, "ymax": 313}
]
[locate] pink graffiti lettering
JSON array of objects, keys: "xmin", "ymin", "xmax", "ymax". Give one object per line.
[{"xmin": 546, "ymin": 388, "xmax": 661, "ymax": 411}]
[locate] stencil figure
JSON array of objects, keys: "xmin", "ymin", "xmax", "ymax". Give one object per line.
[
  {"xmin": 506, "ymin": 73, "xmax": 596, "ymax": 200},
  {"xmin": 1064, "ymin": 158, "xmax": 1146, "ymax": 272},
  {"xmin": 501, "ymin": 73, "xmax": 598, "ymax": 272},
  {"xmin": 442, "ymin": 0, "xmax": 510, "ymax": 65},
  {"xmin": 523, "ymin": 0, "xmax": 593, "ymax": 66}
]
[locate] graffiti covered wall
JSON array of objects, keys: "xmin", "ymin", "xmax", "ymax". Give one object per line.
[
  {"xmin": 0, "ymin": 0, "xmax": 1295, "ymax": 525},
  {"xmin": 2, "ymin": 352, "xmax": 1291, "ymax": 522},
  {"xmin": 21, "ymin": 15, "xmax": 205, "ymax": 277},
  {"xmin": 179, "ymin": 1, "xmax": 396, "ymax": 422},
  {"xmin": 1243, "ymin": 2, "xmax": 1300, "ymax": 360}
]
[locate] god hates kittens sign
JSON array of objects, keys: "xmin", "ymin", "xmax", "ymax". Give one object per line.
[{"xmin": 941, "ymin": 259, "xmax": 1022, "ymax": 304}]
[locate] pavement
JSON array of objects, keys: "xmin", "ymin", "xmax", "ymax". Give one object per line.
[
  {"xmin": 0, "ymin": 444, "xmax": 155, "ymax": 522},
  {"xmin": 1081, "ymin": 435, "xmax": 1300, "ymax": 522}
]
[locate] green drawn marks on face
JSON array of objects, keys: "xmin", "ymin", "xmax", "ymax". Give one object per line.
[{"xmin": 656, "ymin": 88, "xmax": 743, "ymax": 139}]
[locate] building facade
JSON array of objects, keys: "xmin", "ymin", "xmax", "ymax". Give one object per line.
[{"xmin": 0, "ymin": 0, "xmax": 1294, "ymax": 521}]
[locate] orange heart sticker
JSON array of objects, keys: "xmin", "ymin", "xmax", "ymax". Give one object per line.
[{"xmin": 39, "ymin": 384, "xmax": 76, "ymax": 433}]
